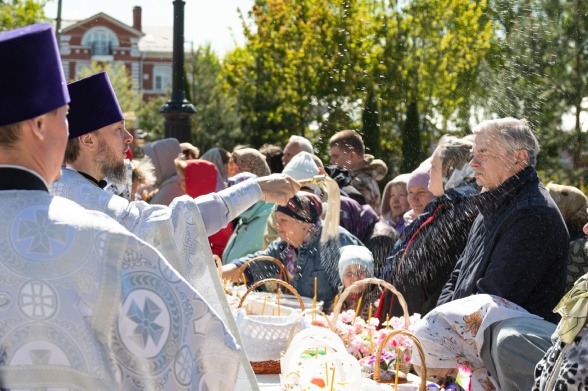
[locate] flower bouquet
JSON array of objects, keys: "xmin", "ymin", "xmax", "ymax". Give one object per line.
[
  {"xmin": 328, "ymin": 277, "xmax": 427, "ymax": 386},
  {"xmin": 329, "ymin": 309, "xmax": 422, "ymax": 382}
]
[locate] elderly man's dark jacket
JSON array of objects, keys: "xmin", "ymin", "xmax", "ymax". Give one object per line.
[{"xmin": 437, "ymin": 167, "xmax": 569, "ymax": 323}]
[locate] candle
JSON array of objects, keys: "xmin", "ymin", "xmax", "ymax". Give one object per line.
[
  {"xmin": 277, "ymin": 288, "xmax": 281, "ymax": 316},
  {"xmin": 330, "ymin": 367, "xmax": 336, "ymax": 391},
  {"xmin": 325, "ymin": 363, "xmax": 329, "ymax": 386},
  {"xmin": 315, "ymin": 347, "xmax": 319, "ymax": 359},
  {"xmin": 352, "ymin": 297, "xmax": 363, "ymax": 326},
  {"xmin": 261, "ymin": 296, "xmax": 267, "ymax": 315},
  {"xmin": 368, "ymin": 303, "xmax": 373, "ymax": 320},
  {"xmin": 385, "ymin": 313, "xmax": 390, "ymax": 330},
  {"xmin": 394, "ymin": 348, "xmax": 400, "ymax": 391},
  {"xmin": 368, "ymin": 328, "xmax": 374, "ymax": 354},
  {"xmin": 313, "ymin": 277, "xmax": 318, "ymax": 323}
]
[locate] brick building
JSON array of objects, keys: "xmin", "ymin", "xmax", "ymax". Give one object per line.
[{"xmin": 59, "ymin": 6, "xmax": 174, "ymax": 101}]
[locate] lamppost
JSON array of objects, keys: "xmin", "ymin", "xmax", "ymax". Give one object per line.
[{"xmin": 159, "ymin": 0, "xmax": 196, "ymax": 142}]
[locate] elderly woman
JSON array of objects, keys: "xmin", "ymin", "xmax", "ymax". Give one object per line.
[
  {"xmin": 222, "ymin": 192, "xmax": 363, "ymax": 309},
  {"xmin": 330, "ymin": 245, "xmax": 381, "ymax": 319},
  {"xmin": 200, "ymin": 147, "xmax": 231, "ymax": 191},
  {"xmin": 377, "ymin": 135, "xmax": 481, "ymax": 319},
  {"xmin": 380, "ymin": 174, "xmax": 411, "ymax": 234},
  {"xmin": 403, "ymin": 169, "xmax": 435, "ymax": 225},
  {"xmin": 230, "ymin": 147, "xmax": 271, "ymax": 178}
]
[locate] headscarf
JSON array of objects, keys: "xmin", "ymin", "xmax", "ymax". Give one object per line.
[
  {"xmin": 201, "ymin": 147, "xmax": 229, "ymax": 191},
  {"xmin": 437, "ymin": 135, "xmax": 476, "ymax": 190},
  {"xmin": 182, "ymin": 159, "xmax": 218, "ymax": 198},
  {"xmin": 555, "ymin": 273, "xmax": 588, "ymax": 344},
  {"xmin": 276, "ymin": 192, "xmax": 323, "ymax": 224},
  {"xmin": 231, "ymin": 148, "xmax": 271, "ymax": 177},
  {"xmin": 338, "ymin": 245, "xmax": 374, "ymax": 281},
  {"xmin": 547, "ymin": 183, "xmax": 588, "ymax": 240},
  {"xmin": 380, "ymin": 174, "xmax": 411, "ymax": 232}
]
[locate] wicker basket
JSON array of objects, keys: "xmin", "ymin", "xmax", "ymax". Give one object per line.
[
  {"xmin": 237, "ymin": 278, "xmax": 305, "ymax": 374},
  {"xmin": 331, "ymin": 277, "xmax": 410, "ymax": 326},
  {"xmin": 374, "ymin": 330, "xmax": 427, "ymax": 389},
  {"xmin": 231, "ymin": 255, "xmax": 291, "ymax": 286},
  {"xmin": 331, "ymin": 278, "xmax": 413, "ymax": 376}
]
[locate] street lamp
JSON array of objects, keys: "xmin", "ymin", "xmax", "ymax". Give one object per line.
[{"xmin": 159, "ymin": 0, "xmax": 196, "ymax": 142}]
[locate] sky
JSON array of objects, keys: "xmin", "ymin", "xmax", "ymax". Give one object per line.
[{"xmin": 43, "ymin": 0, "xmax": 254, "ymax": 55}]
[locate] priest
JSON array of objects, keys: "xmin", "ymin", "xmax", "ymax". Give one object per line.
[{"xmin": 0, "ymin": 23, "xmax": 242, "ymax": 390}]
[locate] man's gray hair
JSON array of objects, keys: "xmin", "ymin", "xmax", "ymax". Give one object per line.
[
  {"xmin": 473, "ymin": 117, "xmax": 540, "ymax": 166},
  {"xmin": 289, "ymin": 135, "xmax": 314, "ymax": 154}
]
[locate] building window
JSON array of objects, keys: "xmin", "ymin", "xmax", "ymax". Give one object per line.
[
  {"xmin": 82, "ymin": 27, "xmax": 118, "ymax": 56},
  {"xmin": 153, "ymin": 67, "xmax": 171, "ymax": 92}
]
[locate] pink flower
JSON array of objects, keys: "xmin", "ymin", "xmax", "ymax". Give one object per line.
[
  {"xmin": 455, "ymin": 364, "xmax": 472, "ymax": 391},
  {"xmin": 368, "ymin": 317, "xmax": 380, "ymax": 327},
  {"xmin": 340, "ymin": 309, "xmax": 356, "ymax": 324}
]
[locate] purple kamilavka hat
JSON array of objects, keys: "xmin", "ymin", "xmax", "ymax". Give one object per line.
[
  {"xmin": 67, "ymin": 71, "xmax": 124, "ymax": 139},
  {"xmin": 0, "ymin": 23, "xmax": 69, "ymax": 127}
]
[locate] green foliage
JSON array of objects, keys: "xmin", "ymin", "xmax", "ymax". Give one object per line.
[
  {"xmin": 0, "ymin": 0, "xmax": 47, "ymax": 31},
  {"xmin": 473, "ymin": 0, "xmax": 588, "ymax": 186},
  {"xmin": 401, "ymin": 101, "xmax": 422, "ymax": 172},
  {"xmin": 224, "ymin": 0, "xmax": 377, "ymax": 152},
  {"xmin": 76, "ymin": 61, "xmax": 143, "ymax": 114},
  {"xmin": 187, "ymin": 44, "xmax": 243, "ymax": 152},
  {"xmin": 136, "ymin": 96, "xmax": 166, "ymax": 141},
  {"xmin": 224, "ymin": 0, "xmax": 492, "ymax": 174}
]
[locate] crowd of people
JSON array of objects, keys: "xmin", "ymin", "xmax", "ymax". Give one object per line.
[{"xmin": 1, "ymin": 22, "xmax": 588, "ymax": 390}]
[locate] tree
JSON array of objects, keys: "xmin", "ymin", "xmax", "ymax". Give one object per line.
[
  {"xmin": 223, "ymin": 0, "xmax": 377, "ymax": 150},
  {"xmin": 76, "ymin": 61, "xmax": 143, "ymax": 114},
  {"xmin": 0, "ymin": 0, "xmax": 47, "ymax": 32},
  {"xmin": 187, "ymin": 44, "xmax": 242, "ymax": 152},
  {"xmin": 473, "ymin": 0, "xmax": 588, "ymax": 185},
  {"xmin": 136, "ymin": 96, "xmax": 166, "ymax": 141}
]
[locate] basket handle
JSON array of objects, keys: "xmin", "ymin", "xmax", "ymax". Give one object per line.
[
  {"xmin": 237, "ymin": 278, "xmax": 305, "ymax": 312},
  {"xmin": 373, "ymin": 329, "xmax": 427, "ymax": 390},
  {"xmin": 285, "ymin": 308, "xmax": 335, "ymax": 348},
  {"xmin": 331, "ymin": 277, "xmax": 410, "ymax": 328},
  {"xmin": 213, "ymin": 254, "xmax": 223, "ymax": 279},
  {"xmin": 230, "ymin": 256, "xmax": 290, "ymax": 285}
]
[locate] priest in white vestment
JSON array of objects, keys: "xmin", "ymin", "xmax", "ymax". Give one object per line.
[
  {"xmin": 49, "ymin": 72, "xmax": 299, "ymax": 389},
  {"xmin": 0, "ymin": 23, "xmax": 244, "ymax": 390}
]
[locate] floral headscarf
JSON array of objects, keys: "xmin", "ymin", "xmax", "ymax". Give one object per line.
[
  {"xmin": 276, "ymin": 192, "xmax": 323, "ymax": 224},
  {"xmin": 437, "ymin": 135, "xmax": 476, "ymax": 190},
  {"xmin": 231, "ymin": 148, "xmax": 271, "ymax": 177}
]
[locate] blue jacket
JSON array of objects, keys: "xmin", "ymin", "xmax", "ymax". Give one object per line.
[
  {"xmin": 233, "ymin": 226, "xmax": 363, "ymax": 309},
  {"xmin": 438, "ymin": 167, "xmax": 569, "ymax": 323},
  {"xmin": 221, "ymin": 200, "xmax": 274, "ymax": 263}
]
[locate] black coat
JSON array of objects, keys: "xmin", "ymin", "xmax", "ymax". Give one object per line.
[
  {"xmin": 377, "ymin": 186, "xmax": 479, "ymax": 319},
  {"xmin": 437, "ymin": 167, "xmax": 569, "ymax": 324}
]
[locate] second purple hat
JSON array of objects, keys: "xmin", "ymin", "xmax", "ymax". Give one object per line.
[{"xmin": 67, "ymin": 71, "xmax": 124, "ymax": 139}]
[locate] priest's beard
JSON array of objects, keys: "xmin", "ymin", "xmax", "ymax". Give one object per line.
[{"xmin": 96, "ymin": 139, "xmax": 128, "ymax": 185}]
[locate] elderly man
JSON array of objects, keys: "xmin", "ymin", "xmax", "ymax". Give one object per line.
[
  {"xmin": 282, "ymin": 134, "xmax": 314, "ymax": 165},
  {"xmin": 437, "ymin": 117, "xmax": 569, "ymax": 323},
  {"xmin": 50, "ymin": 71, "xmax": 299, "ymax": 389},
  {"xmin": 0, "ymin": 23, "xmax": 242, "ymax": 389}
]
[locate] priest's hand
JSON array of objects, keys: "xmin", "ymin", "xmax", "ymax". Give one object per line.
[{"xmin": 256, "ymin": 174, "xmax": 300, "ymax": 205}]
